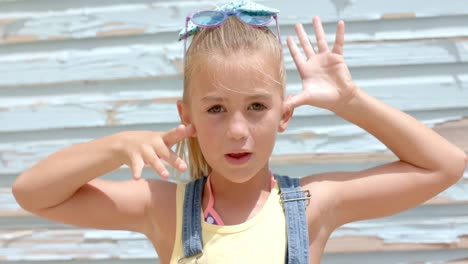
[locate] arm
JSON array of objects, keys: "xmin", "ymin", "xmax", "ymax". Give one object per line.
[
  {"xmin": 12, "ymin": 125, "xmax": 193, "ymax": 234},
  {"xmin": 286, "ymin": 17, "xmax": 467, "ymax": 228},
  {"xmin": 327, "ymin": 88, "xmax": 466, "ymax": 226}
]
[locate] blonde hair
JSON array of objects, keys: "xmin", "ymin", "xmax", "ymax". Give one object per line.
[{"xmin": 177, "ymin": 16, "xmax": 285, "ymax": 180}]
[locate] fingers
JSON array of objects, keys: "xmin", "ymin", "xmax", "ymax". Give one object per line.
[
  {"xmin": 295, "ymin": 23, "xmax": 315, "ymax": 59},
  {"xmin": 287, "ymin": 35, "xmax": 305, "ymax": 67},
  {"xmin": 134, "ymin": 141, "xmax": 186, "ymax": 180},
  {"xmin": 131, "ymin": 155, "xmax": 145, "ymax": 180},
  {"xmin": 289, "ymin": 17, "xmax": 341, "ymax": 60},
  {"xmin": 158, "ymin": 124, "xmax": 194, "ymax": 173},
  {"xmin": 332, "ymin": 20, "xmax": 345, "ymax": 55},
  {"xmin": 313, "ymin": 16, "xmax": 329, "ymax": 53},
  {"xmin": 154, "ymin": 144, "xmax": 187, "ymax": 173},
  {"xmin": 128, "ymin": 124, "xmax": 194, "ymax": 180},
  {"xmin": 142, "ymin": 146, "xmax": 170, "ymax": 178}
]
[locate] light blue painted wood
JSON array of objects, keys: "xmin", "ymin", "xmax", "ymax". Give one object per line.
[
  {"xmin": 0, "ymin": 0, "xmax": 467, "ymax": 263},
  {"xmin": 1, "ymin": 0, "xmax": 467, "ymax": 46},
  {"xmin": 0, "ymin": 40, "xmax": 467, "ymax": 86}
]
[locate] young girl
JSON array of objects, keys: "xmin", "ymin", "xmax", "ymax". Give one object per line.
[{"xmin": 12, "ymin": 1, "xmax": 467, "ymax": 263}]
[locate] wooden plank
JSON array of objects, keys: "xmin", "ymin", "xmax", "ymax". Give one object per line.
[
  {"xmin": 0, "ymin": 0, "xmax": 467, "ymax": 18},
  {"xmin": 1, "ymin": 1, "xmax": 467, "ymax": 263},
  {"xmin": 1, "ymin": 16, "xmax": 467, "ymax": 59},
  {"xmin": 332, "ymin": 205, "xmax": 468, "ymax": 245},
  {"xmin": 2, "ymin": 175, "xmax": 468, "ymax": 261},
  {"xmin": 0, "ymin": 261, "xmax": 158, "ymax": 264},
  {"xmin": 3, "ymin": 170, "xmax": 468, "ymax": 220},
  {"xmin": 4, "ymin": 152, "xmax": 467, "ymax": 188},
  {"xmin": 0, "ymin": 44, "xmax": 181, "ymax": 87},
  {"xmin": 0, "ymin": 39, "xmax": 467, "ymax": 87},
  {"xmin": 1, "ymin": 74, "xmax": 467, "ymax": 110},
  {"xmin": 0, "ymin": 158, "xmax": 390, "ymax": 188},
  {"xmin": 0, "ymin": 103, "xmax": 467, "ymax": 143},
  {"xmin": 0, "ymin": 0, "xmax": 467, "ymax": 45},
  {"xmin": 434, "ymin": 117, "xmax": 468, "ymax": 151},
  {"xmin": 322, "ymin": 248, "xmax": 468, "ymax": 264},
  {"xmin": 325, "ymin": 235, "xmax": 468, "ymax": 253},
  {"xmin": 447, "ymin": 257, "xmax": 468, "ymax": 264},
  {"xmin": 0, "ymin": 229, "xmax": 158, "ymax": 261},
  {"xmin": 1, "ymin": 114, "xmax": 466, "ymax": 175},
  {"xmin": 1, "ymin": 204, "xmax": 468, "ymax": 260},
  {"xmin": 1, "ymin": 251, "xmax": 468, "ymax": 264},
  {"xmin": 1, "ymin": 78, "xmax": 467, "ymax": 133}
]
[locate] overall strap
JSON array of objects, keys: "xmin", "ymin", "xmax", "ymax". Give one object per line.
[
  {"xmin": 275, "ymin": 174, "xmax": 311, "ymax": 264},
  {"xmin": 181, "ymin": 177, "xmax": 206, "ymax": 259}
]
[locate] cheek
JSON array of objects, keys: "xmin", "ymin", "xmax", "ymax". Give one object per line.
[
  {"xmin": 259, "ymin": 109, "xmax": 282, "ymax": 129},
  {"xmin": 192, "ymin": 116, "xmax": 221, "ymax": 144},
  {"xmin": 252, "ymin": 114, "xmax": 281, "ymax": 141}
]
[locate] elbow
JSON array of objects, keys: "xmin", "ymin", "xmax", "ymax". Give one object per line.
[
  {"xmin": 12, "ymin": 177, "xmax": 30, "ymax": 211},
  {"xmin": 443, "ymin": 151, "xmax": 467, "ymax": 184},
  {"xmin": 12, "ymin": 174, "xmax": 40, "ymax": 213},
  {"xmin": 12, "ymin": 179, "xmax": 27, "ymax": 211}
]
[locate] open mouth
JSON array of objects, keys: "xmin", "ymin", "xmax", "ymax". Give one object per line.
[
  {"xmin": 227, "ymin": 152, "xmax": 250, "ymax": 159},
  {"xmin": 225, "ymin": 152, "xmax": 252, "ymax": 165}
]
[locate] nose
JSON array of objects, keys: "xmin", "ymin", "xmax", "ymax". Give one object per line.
[{"xmin": 226, "ymin": 111, "xmax": 249, "ymax": 140}]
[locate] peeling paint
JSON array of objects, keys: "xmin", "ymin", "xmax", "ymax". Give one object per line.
[
  {"xmin": 105, "ymin": 109, "xmax": 118, "ymax": 125},
  {"xmin": 5, "ymin": 34, "xmax": 39, "ymax": 43},
  {"xmin": 441, "ymin": 181, "xmax": 468, "ymax": 202},
  {"xmin": 1, "ymin": 0, "xmax": 468, "ymax": 262},
  {"xmin": 97, "ymin": 27, "xmax": 146, "ymax": 37},
  {"xmin": 0, "ymin": 18, "xmax": 16, "ymax": 25},
  {"xmin": 0, "ymin": 40, "xmax": 467, "ymax": 87},
  {"xmin": 382, "ymin": 12, "xmax": 417, "ymax": 19},
  {"xmin": 0, "ymin": 1, "xmax": 466, "ymax": 46},
  {"xmin": 0, "ymin": 44, "xmax": 183, "ymax": 86},
  {"xmin": 335, "ymin": 217, "xmax": 468, "ymax": 244},
  {"xmin": 0, "ymin": 3, "xmax": 192, "ymax": 19}
]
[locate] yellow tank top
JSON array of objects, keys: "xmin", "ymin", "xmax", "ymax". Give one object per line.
[{"xmin": 170, "ymin": 181, "xmax": 287, "ymax": 263}]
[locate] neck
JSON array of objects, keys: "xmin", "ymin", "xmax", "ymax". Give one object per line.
[
  {"xmin": 209, "ymin": 166, "xmax": 271, "ymax": 202},
  {"xmin": 203, "ymin": 166, "xmax": 272, "ymax": 225}
]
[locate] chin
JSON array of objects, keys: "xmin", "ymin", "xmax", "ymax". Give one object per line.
[{"xmin": 214, "ymin": 165, "xmax": 268, "ymax": 184}]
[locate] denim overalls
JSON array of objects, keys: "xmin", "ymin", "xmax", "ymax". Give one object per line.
[{"xmin": 179, "ymin": 174, "xmax": 310, "ymax": 264}]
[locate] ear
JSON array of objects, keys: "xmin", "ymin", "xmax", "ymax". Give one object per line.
[
  {"xmin": 177, "ymin": 100, "xmax": 197, "ymax": 136},
  {"xmin": 278, "ymin": 99, "xmax": 294, "ymax": 133}
]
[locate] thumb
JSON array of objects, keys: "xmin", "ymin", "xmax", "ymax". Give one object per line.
[
  {"xmin": 285, "ymin": 91, "xmax": 309, "ymax": 110},
  {"xmin": 163, "ymin": 124, "xmax": 194, "ymax": 147}
]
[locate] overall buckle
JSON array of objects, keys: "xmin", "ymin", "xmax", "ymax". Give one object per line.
[{"xmin": 280, "ymin": 189, "xmax": 311, "ymax": 203}]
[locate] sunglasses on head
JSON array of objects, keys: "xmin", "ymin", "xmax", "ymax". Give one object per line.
[{"xmin": 183, "ymin": 10, "xmax": 281, "ymax": 57}]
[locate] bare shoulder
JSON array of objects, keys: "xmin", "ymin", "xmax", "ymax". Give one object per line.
[
  {"xmin": 144, "ymin": 179, "xmax": 180, "ymax": 260},
  {"xmin": 146, "ymin": 179, "xmax": 178, "ymax": 234}
]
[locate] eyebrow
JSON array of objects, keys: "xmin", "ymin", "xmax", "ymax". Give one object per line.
[{"xmin": 201, "ymin": 93, "xmax": 273, "ymax": 102}]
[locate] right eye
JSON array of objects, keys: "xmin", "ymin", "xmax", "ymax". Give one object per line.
[{"xmin": 207, "ymin": 105, "xmax": 225, "ymax": 113}]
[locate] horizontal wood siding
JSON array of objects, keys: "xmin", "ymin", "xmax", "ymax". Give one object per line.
[{"xmin": 1, "ymin": 0, "xmax": 467, "ymax": 263}]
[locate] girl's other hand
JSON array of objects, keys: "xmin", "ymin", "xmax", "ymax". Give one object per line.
[
  {"xmin": 116, "ymin": 124, "xmax": 195, "ymax": 180},
  {"xmin": 285, "ymin": 16, "xmax": 356, "ymax": 113}
]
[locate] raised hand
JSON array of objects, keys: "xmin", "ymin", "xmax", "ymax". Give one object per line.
[
  {"xmin": 117, "ymin": 124, "xmax": 195, "ymax": 180},
  {"xmin": 285, "ymin": 16, "xmax": 357, "ymax": 112}
]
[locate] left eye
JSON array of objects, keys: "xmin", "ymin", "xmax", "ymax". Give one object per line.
[{"xmin": 248, "ymin": 103, "xmax": 267, "ymax": 111}]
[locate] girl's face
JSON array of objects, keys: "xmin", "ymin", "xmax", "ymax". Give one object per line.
[{"xmin": 179, "ymin": 53, "xmax": 291, "ymax": 183}]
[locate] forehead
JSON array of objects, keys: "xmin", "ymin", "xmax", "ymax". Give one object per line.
[{"xmin": 189, "ymin": 52, "xmax": 283, "ymax": 98}]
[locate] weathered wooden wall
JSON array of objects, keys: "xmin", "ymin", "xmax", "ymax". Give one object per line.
[{"xmin": 1, "ymin": 0, "xmax": 467, "ymax": 263}]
